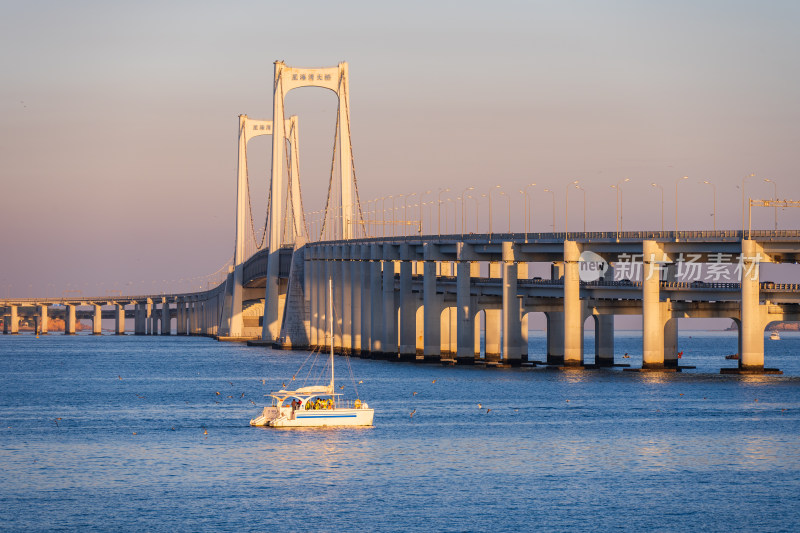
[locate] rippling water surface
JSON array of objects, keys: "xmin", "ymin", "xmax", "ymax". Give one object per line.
[{"xmin": 2, "ymin": 331, "xmax": 800, "ymax": 532}]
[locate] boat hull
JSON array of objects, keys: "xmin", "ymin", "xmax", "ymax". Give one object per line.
[{"xmin": 251, "ymin": 407, "xmax": 374, "ymax": 428}]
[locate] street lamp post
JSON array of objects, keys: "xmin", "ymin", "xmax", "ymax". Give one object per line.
[
  {"xmin": 613, "ymin": 178, "xmax": 630, "ymax": 241},
  {"xmin": 575, "ymin": 184, "xmax": 586, "ymax": 233},
  {"xmin": 543, "ymin": 188, "xmax": 555, "ymax": 232},
  {"xmin": 675, "ymin": 175, "xmax": 688, "ymax": 238},
  {"xmin": 404, "ymin": 192, "xmax": 417, "ymax": 238},
  {"xmin": 764, "ymin": 178, "xmax": 778, "ymax": 230},
  {"xmin": 703, "ymin": 180, "xmax": 716, "ymax": 231},
  {"xmin": 651, "ymin": 183, "xmax": 664, "ymax": 232},
  {"xmin": 565, "ymin": 179, "xmax": 579, "ymax": 239},
  {"xmin": 525, "ymin": 183, "xmax": 536, "ymax": 238},
  {"xmin": 467, "ymin": 195, "xmax": 477, "ymax": 233},
  {"xmin": 488, "ymin": 185, "xmax": 501, "ymax": 238},
  {"xmin": 461, "ymin": 186, "xmax": 475, "ymax": 236},
  {"xmin": 437, "ymin": 188, "xmax": 450, "ymax": 236},
  {"xmin": 382, "ymin": 195, "xmax": 391, "ymax": 239},
  {"xmin": 393, "ymin": 194, "xmax": 403, "ymax": 238},
  {"xmin": 479, "ymin": 194, "xmax": 488, "ymax": 233},
  {"xmin": 741, "ymin": 173, "xmax": 755, "ymax": 234},
  {"xmin": 419, "ymin": 189, "xmax": 431, "ymax": 235},
  {"xmin": 365, "ymin": 199, "xmax": 373, "ymax": 237},
  {"xmin": 453, "ymin": 197, "xmax": 460, "ymax": 233},
  {"xmin": 500, "ymin": 191, "xmax": 511, "ymax": 233}
]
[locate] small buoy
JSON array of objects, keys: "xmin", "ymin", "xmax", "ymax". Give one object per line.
[
  {"xmin": 203, "ymin": 429, "xmax": 208, "ymax": 435},
  {"xmin": 477, "ymin": 403, "xmax": 482, "ymax": 409},
  {"xmin": 432, "ymin": 379, "xmax": 437, "ymax": 384}
]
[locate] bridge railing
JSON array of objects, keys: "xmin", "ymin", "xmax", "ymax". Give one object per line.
[{"xmin": 313, "ymin": 228, "xmax": 800, "ymax": 245}]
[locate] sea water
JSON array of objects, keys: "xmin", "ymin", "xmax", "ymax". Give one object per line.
[{"xmin": 1, "ymin": 332, "xmax": 799, "ymax": 532}]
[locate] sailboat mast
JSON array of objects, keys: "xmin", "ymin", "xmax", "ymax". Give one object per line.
[{"xmin": 329, "ymin": 277, "xmax": 334, "ymax": 391}]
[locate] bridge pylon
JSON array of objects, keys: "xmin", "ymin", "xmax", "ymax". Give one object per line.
[
  {"xmin": 218, "ymin": 114, "xmax": 301, "ymax": 338},
  {"xmin": 263, "ymin": 61, "xmax": 354, "ymax": 342}
]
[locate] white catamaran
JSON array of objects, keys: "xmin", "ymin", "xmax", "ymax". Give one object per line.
[{"xmin": 250, "ymin": 279, "xmax": 374, "ymax": 428}]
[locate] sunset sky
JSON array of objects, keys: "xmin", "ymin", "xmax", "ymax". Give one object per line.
[{"xmin": 1, "ymin": 1, "xmax": 798, "ymax": 298}]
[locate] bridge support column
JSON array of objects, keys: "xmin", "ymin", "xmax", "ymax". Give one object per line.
[
  {"xmin": 145, "ymin": 300, "xmax": 153, "ymax": 335},
  {"xmin": 664, "ymin": 319, "xmax": 678, "ymax": 367},
  {"xmin": 185, "ymin": 300, "xmax": 193, "ymax": 335},
  {"xmin": 737, "ymin": 240, "xmax": 767, "ymax": 372},
  {"xmin": 399, "ymin": 254, "xmax": 416, "ymax": 361},
  {"xmin": 93, "ymin": 305, "xmax": 102, "ymax": 335},
  {"xmin": 229, "ymin": 265, "xmax": 244, "ymax": 338},
  {"xmin": 9, "ymin": 305, "xmax": 19, "ymax": 334},
  {"xmin": 547, "ymin": 262, "xmax": 565, "ymax": 364},
  {"xmin": 308, "ymin": 252, "xmax": 319, "ymax": 348},
  {"xmin": 518, "ymin": 262, "xmax": 529, "ymax": 362},
  {"xmin": 177, "ymin": 299, "xmax": 186, "ymax": 335},
  {"xmin": 370, "ymin": 245, "xmax": 384, "ymax": 355},
  {"xmin": 359, "ymin": 245, "xmax": 371, "ymax": 356},
  {"xmin": 662, "ymin": 263, "xmax": 679, "ymax": 366},
  {"xmin": 5, "ymin": 305, "xmax": 19, "ymax": 334},
  {"xmin": 262, "ymin": 249, "xmax": 282, "ymax": 343},
  {"xmin": 484, "ymin": 262, "xmax": 502, "ymax": 362},
  {"xmin": 332, "ymin": 247, "xmax": 343, "ymax": 351},
  {"xmin": 546, "ymin": 312, "xmax": 565, "ymax": 364},
  {"xmin": 642, "ymin": 240, "xmax": 666, "ymax": 369},
  {"xmin": 501, "ymin": 243, "xmax": 523, "ymax": 366},
  {"xmin": 341, "ymin": 247, "xmax": 352, "ymax": 353},
  {"xmin": 595, "ymin": 315, "xmax": 615, "ymax": 366},
  {"xmin": 456, "ymin": 261, "xmax": 475, "ymax": 364},
  {"xmin": 40, "ymin": 305, "xmax": 48, "ymax": 335},
  {"xmin": 133, "ymin": 303, "xmax": 143, "ymax": 335},
  {"xmin": 65, "ymin": 304, "xmax": 76, "ymax": 335},
  {"xmin": 114, "ymin": 304, "xmax": 125, "ymax": 335},
  {"xmin": 161, "ymin": 301, "xmax": 170, "ymax": 335},
  {"xmin": 423, "ymin": 259, "xmax": 441, "ymax": 362},
  {"xmin": 349, "ymin": 245, "xmax": 361, "ymax": 355},
  {"xmin": 563, "ymin": 241, "xmax": 583, "ymax": 367},
  {"xmin": 383, "ymin": 257, "xmax": 398, "ymax": 357}
]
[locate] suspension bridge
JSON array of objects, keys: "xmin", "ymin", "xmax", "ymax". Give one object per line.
[{"xmin": 3, "ymin": 60, "xmax": 799, "ymax": 376}]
